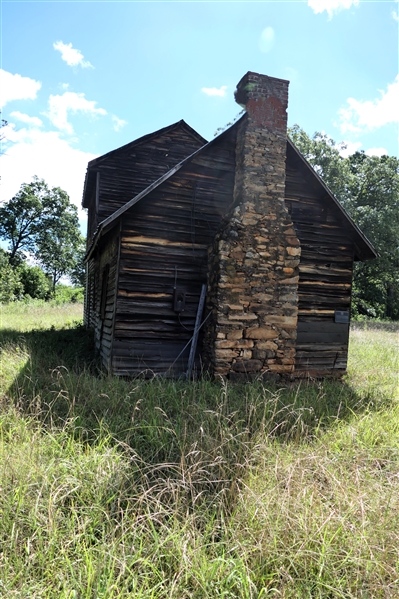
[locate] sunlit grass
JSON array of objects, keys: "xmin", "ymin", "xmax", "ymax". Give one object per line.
[
  {"xmin": 1, "ymin": 304, "xmax": 398, "ymax": 597},
  {"xmin": 0, "ymin": 300, "xmax": 83, "ymax": 332},
  {"xmin": 348, "ymin": 327, "xmax": 399, "ymax": 401}
]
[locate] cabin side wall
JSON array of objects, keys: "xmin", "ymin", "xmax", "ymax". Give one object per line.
[
  {"xmin": 85, "ymin": 230, "xmax": 119, "ymax": 370},
  {"xmin": 285, "ymin": 148, "xmax": 354, "ymax": 374},
  {"xmin": 85, "ymin": 127, "xmax": 206, "ymax": 246},
  {"xmin": 111, "ymin": 132, "xmax": 237, "ymax": 376}
]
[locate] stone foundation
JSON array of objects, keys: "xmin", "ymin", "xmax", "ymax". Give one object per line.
[{"xmin": 204, "ymin": 72, "xmax": 300, "ymax": 379}]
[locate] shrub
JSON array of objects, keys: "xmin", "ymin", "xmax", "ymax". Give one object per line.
[
  {"xmin": 0, "ymin": 250, "xmax": 23, "ymax": 303},
  {"xmin": 17, "ymin": 263, "xmax": 52, "ymax": 300},
  {"xmin": 54, "ymin": 284, "xmax": 84, "ymax": 304}
]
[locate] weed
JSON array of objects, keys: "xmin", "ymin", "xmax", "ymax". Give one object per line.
[{"xmin": 0, "ymin": 304, "xmax": 398, "ymax": 597}]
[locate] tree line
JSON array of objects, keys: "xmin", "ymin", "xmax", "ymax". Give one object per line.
[
  {"xmin": 0, "ymin": 177, "xmax": 85, "ymax": 302},
  {"xmin": 1, "ymin": 128, "xmax": 398, "ymax": 318},
  {"xmin": 289, "ymin": 126, "xmax": 399, "ymax": 320}
]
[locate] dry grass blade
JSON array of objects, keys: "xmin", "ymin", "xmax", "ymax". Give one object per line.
[{"xmin": 0, "ymin": 303, "xmax": 398, "ymax": 597}]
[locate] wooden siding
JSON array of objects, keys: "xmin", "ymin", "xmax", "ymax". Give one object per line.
[
  {"xmin": 84, "ymin": 259, "xmax": 96, "ymax": 329},
  {"xmin": 84, "ymin": 124, "xmax": 370, "ymax": 378},
  {"xmin": 85, "ymin": 230, "xmax": 119, "ymax": 370},
  {"xmin": 85, "ymin": 124, "xmax": 206, "ymax": 245},
  {"xmin": 111, "ymin": 130, "xmax": 237, "ymax": 376},
  {"xmin": 285, "ymin": 144, "xmax": 354, "ymax": 373}
]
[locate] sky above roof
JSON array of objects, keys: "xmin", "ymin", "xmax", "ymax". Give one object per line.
[{"xmin": 1, "ymin": 0, "xmax": 398, "ymax": 232}]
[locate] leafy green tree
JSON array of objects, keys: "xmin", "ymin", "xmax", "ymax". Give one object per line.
[
  {"xmin": 0, "ymin": 249, "xmax": 23, "ymax": 303},
  {"xmin": 68, "ymin": 236, "xmax": 87, "ymax": 288},
  {"xmin": 347, "ymin": 153, "xmax": 399, "ymax": 319},
  {"xmin": 17, "ymin": 263, "xmax": 52, "ymax": 300},
  {"xmin": 0, "ymin": 177, "xmax": 84, "ymax": 292},
  {"xmin": 289, "ymin": 126, "xmax": 399, "ymax": 319},
  {"xmin": 289, "ymin": 124, "xmax": 353, "ymax": 204},
  {"xmin": 0, "ymin": 178, "xmax": 48, "ymax": 263},
  {"xmin": 34, "ymin": 188, "xmax": 82, "ymax": 290}
]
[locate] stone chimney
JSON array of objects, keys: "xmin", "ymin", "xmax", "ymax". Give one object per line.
[{"xmin": 205, "ymin": 72, "xmax": 300, "ymax": 380}]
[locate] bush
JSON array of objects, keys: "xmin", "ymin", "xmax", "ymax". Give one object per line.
[
  {"xmin": 17, "ymin": 263, "xmax": 52, "ymax": 300},
  {"xmin": 0, "ymin": 250, "xmax": 23, "ymax": 303},
  {"xmin": 54, "ymin": 284, "xmax": 84, "ymax": 304}
]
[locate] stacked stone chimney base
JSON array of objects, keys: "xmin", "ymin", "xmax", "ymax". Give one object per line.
[
  {"xmin": 204, "ymin": 72, "xmax": 300, "ymax": 380},
  {"xmin": 205, "ymin": 205, "xmax": 300, "ymax": 380}
]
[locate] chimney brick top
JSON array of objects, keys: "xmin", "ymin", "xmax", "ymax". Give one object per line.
[
  {"xmin": 234, "ymin": 71, "xmax": 290, "ymax": 138},
  {"xmin": 235, "ymin": 72, "xmax": 289, "ymax": 109}
]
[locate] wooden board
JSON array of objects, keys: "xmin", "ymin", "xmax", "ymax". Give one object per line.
[
  {"xmin": 285, "ymin": 143, "xmax": 354, "ymax": 371},
  {"xmin": 110, "ymin": 126, "xmax": 238, "ymax": 376}
]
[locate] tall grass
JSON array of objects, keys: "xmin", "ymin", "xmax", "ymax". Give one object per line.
[{"xmin": 0, "ymin": 304, "xmax": 398, "ymax": 597}]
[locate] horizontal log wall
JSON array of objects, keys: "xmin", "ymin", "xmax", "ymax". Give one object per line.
[
  {"xmin": 86, "ymin": 230, "xmax": 119, "ymax": 370},
  {"xmin": 86, "ymin": 126, "xmax": 361, "ymax": 378},
  {"xmin": 84, "ymin": 125, "xmax": 206, "ymax": 245},
  {"xmin": 112, "ymin": 131, "xmax": 237, "ymax": 376},
  {"xmin": 285, "ymin": 144, "xmax": 354, "ymax": 373},
  {"xmin": 84, "ymin": 258, "xmax": 96, "ymax": 329}
]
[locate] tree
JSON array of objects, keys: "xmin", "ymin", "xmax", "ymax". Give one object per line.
[
  {"xmin": 288, "ymin": 124, "xmax": 354, "ymax": 205},
  {"xmin": 347, "ymin": 152, "xmax": 399, "ymax": 319},
  {"xmin": 0, "ymin": 178, "xmax": 48, "ymax": 263},
  {"xmin": 37, "ymin": 227, "xmax": 83, "ymax": 291},
  {"xmin": 34, "ymin": 185, "xmax": 82, "ymax": 290},
  {"xmin": 0, "ymin": 249, "xmax": 23, "ymax": 303},
  {"xmin": 68, "ymin": 236, "xmax": 87, "ymax": 288},
  {"xmin": 0, "ymin": 177, "xmax": 85, "ymax": 291},
  {"xmin": 17, "ymin": 263, "xmax": 52, "ymax": 300},
  {"xmin": 288, "ymin": 126, "xmax": 399, "ymax": 319}
]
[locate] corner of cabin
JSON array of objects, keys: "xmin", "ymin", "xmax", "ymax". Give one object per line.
[
  {"xmin": 82, "ymin": 71, "xmax": 376, "ymax": 380},
  {"xmin": 284, "ymin": 139, "xmax": 376, "ymax": 376}
]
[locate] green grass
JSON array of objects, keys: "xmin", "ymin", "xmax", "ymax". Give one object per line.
[
  {"xmin": 0, "ymin": 304, "xmax": 398, "ymax": 597},
  {"xmin": 0, "ymin": 299, "xmax": 84, "ymax": 332}
]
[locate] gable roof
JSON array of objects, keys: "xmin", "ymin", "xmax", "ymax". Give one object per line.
[
  {"xmin": 85, "ymin": 117, "xmax": 243, "ymax": 260},
  {"xmin": 286, "ymin": 139, "xmax": 377, "ymax": 261},
  {"xmin": 85, "ymin": 117, "xmax": 377, "ymax": 263},
  {"xmin": 82, "ymin": 120, "xmax": 207, "ymax": 209}
]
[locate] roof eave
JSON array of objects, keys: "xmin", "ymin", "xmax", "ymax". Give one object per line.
[
  {"xmin": 82, "ymin": 120, "xmax": 207, "ymax": 210},
  {"xmin": 287, "ymin": 138, "xmax": 378, "ymax": 261},
  {"xmin": 85, "ymin": 117, "xmax": 244, "ymax": 262},
  {"xmin": 87, "ymin": 120, "xmax": 207, "ymax": 169}
]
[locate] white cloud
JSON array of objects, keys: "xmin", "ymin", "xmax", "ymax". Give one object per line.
[
  {"xmin": 1, "ymin": 124, "xmax": 97, "ymax": 220},
  {"xmin": 337, "ymin": 142, "xmax": 388, "ymax": 159},
  {"xmin": 392, "ymin": 10, "xmax": 399, "ymax": 22},
  {"xmin": 0, "ymin": 69, "xmax": 41, "ymax": 109},
  {"xmin": 259, "ymin": 27, "xmax": 275, "ymax": 53},
  {"xmin": 10, "ymin": 111, "xmax": 43, "ymax": 127},
  {"xmin": 112, "ymin": 115, "xmax": 127, "ymax": 131},
  {"xmin": 53, "ymin": 41, "xmax": 93, "ymax": 69},
  {"xmin": 365, "ymin": 147, "xmax": 388, "ymax": 157},
  {"xmin": 338, "ymin": 75, "xmax": 399, "ymax": 134},
  {"xmin": 308, "ymin": 0, "xmax": 359, "ymax": 18},
  {"xmin": 201, "ymin": 85, "xmax": 227, "ymax": 97},
  {"xmin": 338, "ymin": 140, "xmax": 362, "ymax": 158},
  {"xmin": 47, "ymin": 92, "xmax": 107, "ymax": 134}
]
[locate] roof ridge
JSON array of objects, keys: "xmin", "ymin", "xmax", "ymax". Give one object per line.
[
  {"xmin": 85, "ymin": 117, "xmax": 244, "ymax": 261},
  {"xmin": 287, "ymin": 138, "xmax": 377, "ymax": 260},
  {"xmin": 87, "ymin": 120, "xmax": 207, "ymax": 167}
]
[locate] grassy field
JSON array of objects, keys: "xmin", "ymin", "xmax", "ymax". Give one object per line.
[{"xmin": 0, "ymin": 301, "xmax": 398, "ymax": 598}]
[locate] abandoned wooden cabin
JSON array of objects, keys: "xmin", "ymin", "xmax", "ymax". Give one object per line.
[{"xmin": 82, "ymin": 71, "xmax": 376, "ymax": 379}]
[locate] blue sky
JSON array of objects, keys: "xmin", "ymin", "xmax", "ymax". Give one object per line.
[{"xmin": 1, "ymin": 0, "xmax": 398, "ymax": 231}]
